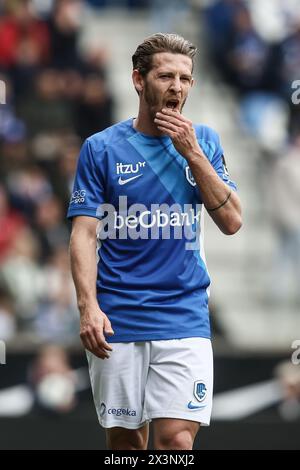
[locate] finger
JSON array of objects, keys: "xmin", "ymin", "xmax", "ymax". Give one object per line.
[
  {"xmin": 161, "ymin": 108, "xmax": 188, "ymax": 122},
  {"xmin": 160, "ymin": 110, "xmax": 193, "ymax": 129},
  {"xmin": 93, "ymin": 328, "xmax": 113, "ymax": 352},
  {"xmin": 81, "ymin": 331, "xmax": 110, "ymax": 359},
  {"xmin": 93, "ymin": 347, "xmax": 111, "ymax": 359},
  {"xmin": 154, "ymin": 118, "xmax": 179, "ymax": 132},
  {"xmin": 156, "ymin": 125, "xmax": 176, "ymax": 138},
  {"xmin": 90, "ymin": 330, "xmax": 111, "ymax": 354},
  {"xmin": 91, "ymin": 348, "xmax": 110, "ymax": 360},
  {"xmin": 104, "ymin": 317, "xmax": 114, "ymax": 336},
  {"xmin": 80, "ymin": 333, "xmax": 93, "ymax": 352},
  {"xmin": 156, "ymin": 111, "xmax": 183, "ymax": 126}
]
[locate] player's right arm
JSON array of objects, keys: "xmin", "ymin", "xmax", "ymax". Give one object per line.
[{"xmin": 69, "ymin": 215, "xmax": 114, "ymax": 359}]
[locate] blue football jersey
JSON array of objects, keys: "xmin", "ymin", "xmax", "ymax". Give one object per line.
[{"xmin": 67, "ymin": 118, "xmax": 237, "ymax": 342}]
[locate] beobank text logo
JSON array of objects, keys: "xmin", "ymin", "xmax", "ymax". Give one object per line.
[{"xmin": 96, "ymin": 196, "xmax": 201, "ymax": 250}]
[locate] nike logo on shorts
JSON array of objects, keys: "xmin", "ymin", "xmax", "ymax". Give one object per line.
[{"xmin": 187, "ymin": 401, "xmax": 206, "ymax": 410}]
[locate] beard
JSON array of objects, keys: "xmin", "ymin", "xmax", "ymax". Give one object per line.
[
  {"xmin": 144, "ymin": 81, "xmax": 161, "ymax": 120},
  {"xmin": 143, "ymin": 81, "xmax": 186, "ymax": 119}
]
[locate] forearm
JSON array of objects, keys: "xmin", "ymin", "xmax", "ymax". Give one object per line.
[
  {"xmin": 69, "ymin": 219, "xmax": 114, "ymax": 359},
  {"xmin": 187, "ymin": 150, "xmax": 242, "ymax": 235},
  {"xmin": 154, "ymin": 108, "xmax": 242, "ymax": 235},
  {"xmin": 69, "ymin": 229, "xmax": 99, "ymax": 313}
]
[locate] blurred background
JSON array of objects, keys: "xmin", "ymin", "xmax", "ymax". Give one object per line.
[{"xmin": 0, "ymin": 0, "xmax": 300, "ymax": 449}]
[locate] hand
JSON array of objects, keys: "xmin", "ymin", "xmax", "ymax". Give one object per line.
[
  {"xmin": 80, "ymin": 307, "xmax": 114, "ymax": 359},
  {"xmin": 154, "ymin": 108, "xmax": 200, "ymax": 159}
]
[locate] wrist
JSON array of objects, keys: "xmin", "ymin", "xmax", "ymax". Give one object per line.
[
  {"xmin": 77, "ymin": 297, "xmax": 98, "ymax": 314},
  {"xmin": 206, "ymin": 190, "xmax": 232, "ymax": 212},
  {"xmin": 185, "ymin": 148, "xmax": 206, "ymax": 165}
]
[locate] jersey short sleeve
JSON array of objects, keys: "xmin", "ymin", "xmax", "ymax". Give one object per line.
[
  {"xmin": 209, "ymin": 129, "xmax": 237, "ymax": 191},
  {"xmin": 67, "ymin": 138, "xmax": 106, "ymax": 220}
]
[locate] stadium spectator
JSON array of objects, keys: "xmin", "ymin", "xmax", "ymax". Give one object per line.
[
  {"xmin": 33, "ymin": 245, "xmax": 78, "ymax": 343},
  {"xmin": 0, "ymin": 184, "xmax": 25, "ymax": 263},
  {"xmin": 74, "ymin": 73, "xmax": 114, "ymax": 139},
  {"xmin": 267, "ymin": 133, "xmax": 300, "ymax": 307},
  {"xmin": 34, "ymin": 195, "xmax": 70, "ymax": 261},
  {"xmin": 48, "ymin": 0, "xmax": 83, "ymax": 70},
  {"xmin": 0, "ymin": 226, "xmax": 44, "ymax": 322},
  {"xmin": 0, "ymin": 287, "xmax": 16, "ymax": 341},
  {"xmin": 29, "ymin": 344, "xmax": 77, "ymax": 413},
  {"xmin": 17, "ymin": 68, "xmax": 73, "ymax": 137},
  {"xmin": 0, "ymin": 0, "xmax": 50, "ymax": 97}
]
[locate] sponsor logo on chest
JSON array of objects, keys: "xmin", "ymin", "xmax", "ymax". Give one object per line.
[
  {"xmin": 116, "ymin": 161, "xmax": 146, "ymax": 186},
  {"xmin": 116, "ymin": 161, "xmax": 146, "ymax": 175}
]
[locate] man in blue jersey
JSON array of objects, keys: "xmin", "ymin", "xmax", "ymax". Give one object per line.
[{"xmin": 68, "ymin": 33, "xmax": 242, "ymax": 450}]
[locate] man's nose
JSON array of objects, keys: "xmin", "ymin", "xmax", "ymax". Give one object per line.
[{"xmin": 169, "ymin": 77, "xmax": 181, "ymax": 93}]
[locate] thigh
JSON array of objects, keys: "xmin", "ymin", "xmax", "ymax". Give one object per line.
[
  {"xmin": 143, "ymin": 338, "xmax": 213, "ymax": 426},
  {"xmin": 86, "ymin": 341, "xmax": 150, "ymax": 429}
]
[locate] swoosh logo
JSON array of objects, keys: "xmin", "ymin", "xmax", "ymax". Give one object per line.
[
  {"xmin": 187, "ymin": 401, "xmax": 206, "ymax": 410},
  {"xmin": 118, "ymin": 174, "xmax": 142, "ymax": 185}
]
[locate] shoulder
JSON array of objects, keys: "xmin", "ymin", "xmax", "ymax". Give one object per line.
[
  {"xmin": 86, "ymin": 119, "xmax": 132, "ymax": 154},
  {"xmin": 193, "ymin": 124, "xmax": 222, "ymax": 161},
  {"xmin": 193, "ymin": 124, "xmax": 220, "ymax": 143}
]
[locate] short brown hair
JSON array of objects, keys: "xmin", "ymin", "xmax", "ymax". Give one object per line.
[{"xmin": 132, "ymin": 33, "xmax": 197, "ymax": 76}]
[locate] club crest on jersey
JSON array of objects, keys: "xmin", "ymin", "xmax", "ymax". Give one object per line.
[
  {"xmin": 185, "ymin": 166, "xmax": 196, "ymax": 187},
  {"xmin": 194, "ymin": 381, "xmax": 207, "ymax": 402}
]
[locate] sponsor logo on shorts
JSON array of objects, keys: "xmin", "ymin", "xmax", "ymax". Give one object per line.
[
  {"xmin": 100, "ymin": 402, "xmax": 106, "ymax": 417},
  {"xmin": 100, "ymin": 403, "xmax": 137, "ymax": 417},
  {"xmin": 187, "ymin": 401, "xmax": 206, "ymax": 410}
]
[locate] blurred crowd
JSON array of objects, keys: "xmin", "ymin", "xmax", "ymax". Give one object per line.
[
  {"xmin": 0, "ymin": 0, "xmax": 115, "ymax": 344},
  {"xmin": 204, "ymin": 0, "xmax": 300, "ymax": 142},
  {"xmin": 204, "ymin": 0, "xmax": 300, "ymax": 308}
]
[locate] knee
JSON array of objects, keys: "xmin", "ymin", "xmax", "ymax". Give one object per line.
[
  {"xmin": 155, "ymin": 430, "xmax": 194, "ymax": 450},
  {"xmin": 107, "ymin": 428, "xmax": 147, "ymax": 450}
]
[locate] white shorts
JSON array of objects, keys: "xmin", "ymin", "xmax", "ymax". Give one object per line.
[{"xmin": 86, "ymin": 337, "xmax": 213, "ymax": 429}]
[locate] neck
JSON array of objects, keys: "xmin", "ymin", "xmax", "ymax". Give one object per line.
[{"xmin": 133, "ymin": 107, "xmax": 165, "ymax": 137}]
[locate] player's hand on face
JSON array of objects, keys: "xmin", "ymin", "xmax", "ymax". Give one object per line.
[
  {"xmin": 80, "ymin": 309, "xmax": 114, "ymax": 359},
  {"xmin": 154, "ymin": 108, "xmax": 199, "ymax": 158}
]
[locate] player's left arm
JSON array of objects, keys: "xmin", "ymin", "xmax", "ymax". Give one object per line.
[{"xmin": 154, "ymin": 108, "xmax": 242, "ymax": 235}]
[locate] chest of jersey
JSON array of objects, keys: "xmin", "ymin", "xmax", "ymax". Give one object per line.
[{"xmin": 104, "ymin": 136, "xmax": 199, "ymax": 209}]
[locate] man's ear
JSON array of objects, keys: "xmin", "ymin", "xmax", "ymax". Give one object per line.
[{"xmin": 132, "ymin": 69, "xmax": 144, "ymax": 94}]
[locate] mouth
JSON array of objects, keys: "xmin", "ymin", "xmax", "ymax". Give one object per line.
[{"xmin": 165, "ymin": 99, "xmax": 180, "ymax": 110}]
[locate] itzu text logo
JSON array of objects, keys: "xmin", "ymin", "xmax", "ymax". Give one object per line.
[
  {"xmin": 100, "ymin": 402, "xmax": 137, "ymax": 417},
  {"xmin": 70, "ymin": 189, "xmax": 86, "ymax": 204},
  {"xmin": 116, "ymin": 161, "xmax": 146, "ymax": 175}
]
